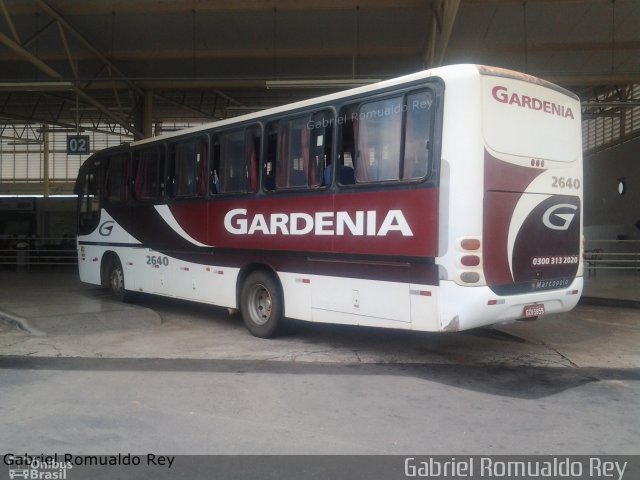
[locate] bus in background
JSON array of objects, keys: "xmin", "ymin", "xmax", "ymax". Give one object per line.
[{"xmin": 75, "ymin": 64, "xmax": 583, "ymax": 338}]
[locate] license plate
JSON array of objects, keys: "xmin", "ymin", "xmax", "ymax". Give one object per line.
[{"xmin": 524, "ymin": 304, "xmax": 545, "ymax": 318}]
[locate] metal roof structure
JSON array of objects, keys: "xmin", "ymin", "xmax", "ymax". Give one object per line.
[{"xmin": 0, "ymin": 0, "xmax": 639, "ymax": 141}]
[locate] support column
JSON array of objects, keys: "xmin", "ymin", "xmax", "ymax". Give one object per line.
[
  {"xmin": 42, "ymin": 125, "xmax": 50, "ymax": 197},
  {"xmin": 424, "ymin": 0, "xmax": 460, "ymax": 69},
  {"xmin": 143, "ymin": 89, "xmax": 154, "ymax": 139}
]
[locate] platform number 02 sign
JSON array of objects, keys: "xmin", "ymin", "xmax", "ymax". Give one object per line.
[{"xmin": 66, "ymin": 135, "xmax": 90, "ymax": 155}]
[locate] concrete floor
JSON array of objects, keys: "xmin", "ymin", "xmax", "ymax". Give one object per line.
[
  {"xmin": 0, "ymin": 269, "xmax": 638, "ymax": 369},
  {"xmin": 0, "ymin": 268, "xmax": 638, "ymax": 460},
  {"xmin": 582, "ymin": 268, "xmax": 640, "ymax": 303},
  {"xmin": 1, "ymin": 356, "xmax": 638, "ymax": 456}
]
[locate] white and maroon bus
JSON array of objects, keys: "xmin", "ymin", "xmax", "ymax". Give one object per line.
[{"xmin": 75, "ymin": 64, "xmax": 583, "ymax": 338}]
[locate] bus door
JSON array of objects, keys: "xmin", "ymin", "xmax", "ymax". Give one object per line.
[{"xmin": 76, "ymin": 157, "xmax": 103, "ymax": 239}]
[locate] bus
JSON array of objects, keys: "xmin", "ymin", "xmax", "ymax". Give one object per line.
[{"xmin": 75, "ymin": 64, "xmax": 583, "ymax": 338}]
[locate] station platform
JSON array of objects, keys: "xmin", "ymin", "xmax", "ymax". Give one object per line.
[{"xmin": 0, "ymin": 267, "xmax": 638, "ymax": 369}]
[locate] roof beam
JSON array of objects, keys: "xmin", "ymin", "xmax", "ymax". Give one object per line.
[
  {"xmin": 6, "ymin": 0, "xmax": 429, "ymax": 15},
  {"xmin": 0, "ymin": 31, "xmax": 62, "ymax": 78},
  {"xmin": 0, "ymin": 46, "xmax": 421, "ymax": 63},
  {"xmin": 3, "ymin": 0, "xmax": 595, "ymax": 16},
  {"xmin": 0, "ymin": 30, "xmax": 142, "ymax": 137},
  {"xmin": 34, "ymin": 0, "xmax": 143, "ymax": 97},
  {"xmin": 75, "ymin": 73, "xmax": 640, "ymax": 92},
  {"xmin": 544, "ymin": 73, "xmax": 640, "ymax": 87},
  {"xmin": 462, "ymin": 0, "xmax": 609, "ymax": 4},
  {"xmin": 448, "ymin": 41, "xmax": 640, "ymax": 56},
  {"xmin": 1, "ymin": 40, "xmax": 639, "ymax": 64},
  {"xmin": 582, "ymin": 101, "xmax": 640, "ymax": 108},
  {"xmin": 0, "ymin": 0, "xmax": 20, "ymax": 43}
]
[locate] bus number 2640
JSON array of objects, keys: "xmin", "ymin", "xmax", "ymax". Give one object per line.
[{"xmin": 147, "ymin": 255, "xmax": 169, "ymax": 267}]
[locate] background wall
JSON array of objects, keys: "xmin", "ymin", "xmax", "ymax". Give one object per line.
[{"xmin": 584, "ymin": 136, "xmax": 640, "ymax": 241}]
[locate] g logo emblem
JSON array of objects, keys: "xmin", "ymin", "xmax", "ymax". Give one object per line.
[
  {"xmin": 542, "ymin": 204, "xmax": 577, "ymax": 231},
  {"xmin": 99, "ymin": 220, "xmax": 115, "ymax": 236}
]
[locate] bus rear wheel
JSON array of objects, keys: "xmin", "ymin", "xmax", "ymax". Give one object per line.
[
  {"xmin": 240, "ymin": 270, "xmax": 283, "ymax": 338},
  {"xmin": 108, "ymin": 257, "xmax": 128, "ymax": 302}
]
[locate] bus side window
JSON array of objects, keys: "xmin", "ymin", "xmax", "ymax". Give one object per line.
[
  {"xmin": 218, "ymin": 125, "xmax": 259, "ymax": 194},
  {"xmin": 247, "ymin": 126, "xmax": 260, "ymax": 193},
  {"xmin": 355, "ymin": 96, "xmax": 403, "ymax": 183},
  {"xmin": 338, "ymin": 106, "xmax": 357, "ymax": 185},
  {"xmin": 210, "ymin": 139, "xmax": 221, "ymax": 194},
  {"xmin": 77, "ymin": 158, "xmax": 103, "ymax": 235},
  {"xmin": 80, "ymin": 161, "xmax": 102, "ymax": 214},
  {"xmin": 264, "ymin": 124, "xmax": 278, "ymax": 191},
  {"xmin": 103, "ymin": 153, "xmax": 128, "ymax": 203},
  {"xmin": 133, "ymin": 147, "xmax": 165, "ymax": 201},
  {"xmin": 339, "ymin": 91, "xmax": 431, "ymax": 185},
  {"xmin": 169, "ymin": 137, "xmax": 207, "ymax": 198},
  {"xmin": 277, "ymin": 117, "xmax": 307, "ymax": 188},
  {"xmin": 310, "ymin": 110, "xmax": 333, "ymax": 187},
  {"xmin": 220, "ymin": 130, "xmax": 245, "ymax": 193},
  {"xmin": 404, "ymin": 90, "xmax": 434, "ymax": 179},
  {"xmin": 266, "ymin": 113, "xmax": 328, "ymax": 190}
]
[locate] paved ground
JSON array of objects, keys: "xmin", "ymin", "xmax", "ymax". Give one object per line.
[
  {"xmin": 0, "ymin": 269, "xmax": 638, "ymax": 368},
  {"xmin": 0, "ymin": 268, "xmax": 638, "ymax": 459},
  {"xmin": 1, "ymin": 356, "xmax": 638, "ymax": 455},
  {"xmin": 582, "ymin": 269, "xmax": 640, "ymax": 303}
]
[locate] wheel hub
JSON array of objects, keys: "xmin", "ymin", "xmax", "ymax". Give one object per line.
[{"xmin": 250, "ymin": 284, "xmax": 272, "ymax": 325}]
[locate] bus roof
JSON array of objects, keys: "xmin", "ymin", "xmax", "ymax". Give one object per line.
[
  {"xmin": 130, "ymin": 64, "xmax": 574, "ymax": 148},
  {"xmin": 130, "ymin": 64, "xmax": 477, "ymax": 148}
]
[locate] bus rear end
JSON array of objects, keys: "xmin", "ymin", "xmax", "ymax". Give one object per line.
[{"xmin": 438, "ymin": 66, "xmax": 583, "ymax": 331}]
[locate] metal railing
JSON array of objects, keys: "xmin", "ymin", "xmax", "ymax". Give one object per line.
[
  {"xmin": 584, "ymin": 240, "xmax": 640, "ymax": 274},
  {"xmin": 0, "ymin": 237, "xmax": 77, "ymax": 266}
]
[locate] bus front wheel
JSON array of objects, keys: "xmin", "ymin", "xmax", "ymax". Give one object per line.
[
  {"xmin": 109, "ymin": 257, "xmax": 128, "ymax": 302},
  {"xmin": 240, "ymin": 270, "xmax": 283, "ymax": 338}
]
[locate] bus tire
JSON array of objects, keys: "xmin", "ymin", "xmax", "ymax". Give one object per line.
[
  {"xmin": 240, "ymin": 270, "xmax": 283, "ymax": 338},
  {"xmin": 108, "ymin": 257, "xmax": 128, "ymax": 302}
]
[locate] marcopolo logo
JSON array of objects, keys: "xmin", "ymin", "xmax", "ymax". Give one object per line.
[{"xmin": 542, "ymin": 204, "xmax": 578, "ymax": 231}]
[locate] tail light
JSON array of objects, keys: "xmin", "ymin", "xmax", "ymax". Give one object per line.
[{"xmin": 458, "ymin": 237, "xmax": 483, "ymax": 284}]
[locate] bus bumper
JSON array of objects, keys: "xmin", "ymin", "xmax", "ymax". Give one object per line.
[{"xmin": 437, "ymin": 277, "xmax": 583, "ymax": 331}]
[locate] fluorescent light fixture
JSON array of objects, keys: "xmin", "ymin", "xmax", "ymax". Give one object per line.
[
  {"xmin": 266, "ymin": 79, "xmax": 381, "ymax": 89},
  {"xmin": 0, "ymin": 194, "xmax": 77, "ymax": 198},
  {"xmin": 226, "ymin": 106, "xmax": 269, "ymax": 111},
  {"xmin": 0, "ymin": 82, "xmax": 74, "ymax": 92},
  {"xmin": 582, "ymin": 101, "xmax": 640, "ymax": 108},
  {"xmin": 0, "ymin": 135, "xmax": 42, "ymax": 145}
]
